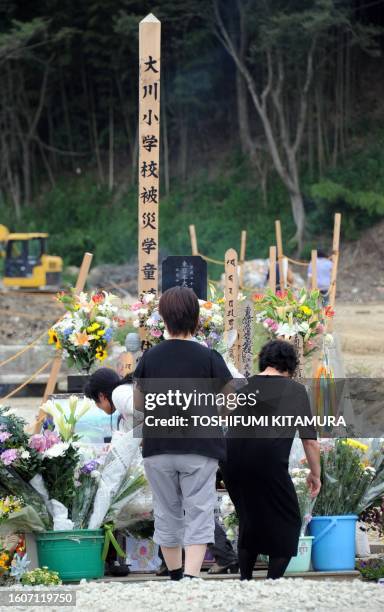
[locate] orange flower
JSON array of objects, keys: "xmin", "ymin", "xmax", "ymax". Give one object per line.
[
  {"xmin": 92, "ymin": 293, "xmax": 105, "ymax": 304},
  {"xmin": 252, "ymin": 293, "xmax": 263, "ymax": 301},
  {"xmin": 74, "ymin": 332, "xmax": 90, "ymax": 346},
  {"xmin": 203, "ymin": 302, "xmax": 213, "ymax": 309},
  {"xmin": 324, "ymin": 305, "xmax": 335, "ymax": 318}
]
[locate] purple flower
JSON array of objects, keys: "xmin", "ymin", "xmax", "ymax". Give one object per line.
[
  {"xmin": 0, "ymin": 432, "xmax": 11, "ymax": 443},
  {"xmin": 0, "ymin": 448, "xmax": 18, "ymax": 465},
  {"xmin": 80, "ymin": 459, "xmax": 99, "ymax": 474},
  {"xmin": 28, "ymin": 434, "xmax": 47, "ymax": 453},
  {"xmin": 104, "ymin": 328, "xmax": 113, "ymax": 342}
]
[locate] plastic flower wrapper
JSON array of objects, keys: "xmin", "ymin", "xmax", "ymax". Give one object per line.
[
  {"xmin": 0, "ymin": 466, "xmax": 51, "ymax": 530},
  {"xmin": 104, "ymin": 464, "xmax": 150, "ymax": 530},
  {"xmin": 72, "ymin": 459, "xmax": 102, "ymax": 529},
  {"xmin": 290, "ymin": 467, "xmax": 316, "ymax": 535},
  {"xmin": 358, "ymin": 438, "xmax": 384, "ymax": 513},
  {"xmin": 87, "ymin": 431, "xmax": 142, "ymax": 529}
]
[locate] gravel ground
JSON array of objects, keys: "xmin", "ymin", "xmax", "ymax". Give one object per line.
[{"xmin": 1, "ymin": 579, "xmax": 384, "ymax": 612}]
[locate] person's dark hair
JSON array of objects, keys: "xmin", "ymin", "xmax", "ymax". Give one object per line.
[
  {"xmin": 258, "ymin": 340, "xmax": 298, "ymax": 377},
  {"xmin": 159, "ymin": 286, "xmax": 199, "ymax": 337},
  {"xmin": 83, "ymin": 367, "xmax": 132, "ymax": 405},
  {"xmin": 317, "ymin": 249, "xmax": 328, "ymax": 258}
]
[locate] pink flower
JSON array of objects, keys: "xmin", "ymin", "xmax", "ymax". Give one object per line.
[
  {"xmin": 28, "ymin": 434, "xmax": 47, "ymax": 453},
  {"xmin": 0, "ymin": 432, "xmax": 11, "ymax": 443},
  {"xmin": 43, "ymin": 431, "xmax": 60, "ymax": 450},
  {"xmin": 131, "ymin": 302, "xmax": 143, "ymax": 311},
  {"xmin": 0, "ymin": 448, "xmax": 18, "ymax": 465},
  {"xmin": 150, "ymin": 328, "xmax": 162, "ymax": 338},
  {"xmin": 264, "ymin": 318, "xmax": 279, "ymax": 332}
]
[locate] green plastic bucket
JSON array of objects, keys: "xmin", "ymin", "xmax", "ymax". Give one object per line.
[
  {"xmin": 36, "ymin": 529, "xmax": 105, "ymax": 582},
  {"xmin": 286, "ymin": 536, "xmax": 314, "ymax": 573}
]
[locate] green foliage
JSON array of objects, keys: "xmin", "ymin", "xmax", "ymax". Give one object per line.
[
  {"xmin": 356, "ymin": 557, "xmax": 384, "ymax": 582},
  {"xmin": 21, "ymin": 567, "xmax": 61, "ymax": 586}
]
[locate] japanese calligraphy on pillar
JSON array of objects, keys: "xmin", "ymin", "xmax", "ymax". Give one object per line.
[
  {"xmin": 138, "ymin": 14, "xmax": 161, "ymax": 296},
  {"xmin": 224, "ymin": 248, "xmax": 239, "ymax": 366},
  {"xmin": 241, "ymin": 302, "xmax": 253, "ymax": 378}
]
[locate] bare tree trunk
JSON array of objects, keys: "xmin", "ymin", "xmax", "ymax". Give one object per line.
[
  {"xmin": 60, "ymin": 70, "xmax": 75, "ymax": 171},
  {"xmin": 108, "ymin": 94, "xmax": 114, "ymax": 191},
  {"xmin": 179, "ymin": 112, "xmax": 188, "ymax": 181},
  {"xmin": 90, "ymin": 85, "xmax": 104, "ymax": 184}
]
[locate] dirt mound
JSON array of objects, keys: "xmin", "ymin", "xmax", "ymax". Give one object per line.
[{"xmin": 337, "ymin": 221, "xmax": 384, "ymax": 303}]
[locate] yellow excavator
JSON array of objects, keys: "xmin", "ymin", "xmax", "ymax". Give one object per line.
[{"xmin": 0, "ymin": 225, "xmax": 62, "ymax": 289}]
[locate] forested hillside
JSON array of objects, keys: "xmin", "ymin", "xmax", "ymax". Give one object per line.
[{"xmin": 1, "ymin": 0, "xmax": 384, "ymax": 266}]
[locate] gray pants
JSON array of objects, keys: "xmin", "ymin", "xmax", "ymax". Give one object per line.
[{"xmin": 144, "ymin": 453, "xmax": 218, "ymax": 547}]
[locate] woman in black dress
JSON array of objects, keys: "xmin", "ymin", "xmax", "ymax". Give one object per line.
[{"xmin": 223, "ymin": 340, "xmax": 321, "ymax": 580}]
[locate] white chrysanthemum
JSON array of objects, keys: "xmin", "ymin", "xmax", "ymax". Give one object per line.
[{"xmin": 43, "ymin": 442, "xmax": 69, "ymax": 459}]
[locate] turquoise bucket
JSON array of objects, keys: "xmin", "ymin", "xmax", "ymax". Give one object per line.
[
  {"xmin": 309, "ymin": 515, "xmax": 357, "ymax": 571},
  {"xmin": 286, "ymin": 536, "xmax": 313, "ymax": 573}
]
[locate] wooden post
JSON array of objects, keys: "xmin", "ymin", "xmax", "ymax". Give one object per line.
[
  {"xmin": 224, "ymin": 248, "xmax": 239, "ymax": 366},
  {"xmin": 31, "ymin": 252, "xmax": 94, "ymax": 433},
  {"xmin": 275, "ymin": 219, "xmax": 284, "ymax": 290},
  {"xmin": 240, "ymin": 302, "xmax": 253, "ymax": 377},
  {"xmin": 189, "ymin": 224, "xmax": 198, "ymax": 256},
  {"xmin": 138, "ymin": 13, "xmax": 161, "ymax": 296},
  {"xmin": 329, "ymin": 213, "xmax": 341, "ymax": 308},
  {"xmin": 238, "ymin": 230, "xmax": 247, "ymax": 288},
  {"xmin": 268, "ymin": 246, "xmax": 277, "ymax": 293},
  {"xmin": 311, "ymin": 249, "xmax": 318, "ymax": 290}
]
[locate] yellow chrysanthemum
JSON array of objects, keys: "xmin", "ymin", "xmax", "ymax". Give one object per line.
[
  {"xmin": 300, "ymin": 305, "xmax": 312, "ymax": 316},
  {"xmin": 96, "ymin": 329, "xmax": 105, "ymax": 337},
  {"xmin": 344, "ymin": 439, "xmax": 368, "ymax": 452},
  {"xmin": 87, "ymin": 323, "xmax": 100, "ymax": 333}
]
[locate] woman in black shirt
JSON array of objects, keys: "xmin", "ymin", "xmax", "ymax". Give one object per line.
[{"xmin": 134, "ymin": 287, "xmax": 232, "ymax": 580}]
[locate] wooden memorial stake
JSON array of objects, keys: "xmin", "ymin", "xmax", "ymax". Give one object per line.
[
  {"xmin": 189, "ymin": 224, "xmax": 198, "ymax": 256},
  {"xmin": 311, "ymin": 249, "xmax": 318, "ymax": 290},
  {"xmin": 138, "ymin": 14, "xmax": 161, "ymax": 297},
  {"xmin": 240, "ymin": 302, "xmax": 253, "ymax": 378},
  {"xmin": 224, "ymin": 249, "xmax": 239, "ymax": 367},
  {"xmin": 31, "ymin": 252, "xmax": 93, "ymax": 434},
  {"xmin": 275, "ymin": 219, "xmax": 285, "ymax": 290},
  {"xmin": 269, "ymin": 246, "xmax": 277, "ymax": 293},
  {"xmin": 238, "ymin": 230, "xmax": 247, "ymax": 288}
]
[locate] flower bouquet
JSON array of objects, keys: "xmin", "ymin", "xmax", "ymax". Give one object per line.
[
  {"xmin": 313, "ymin": 439, "xmax": 384, "ymax": 516},
  {"xmin": 130, "ymin": 290, "xmax": 227, "ymax": 352},
  {"xmin": 253, "ymin": 288, "xmax": 333, "ymax": 355},
  {"xmin": 48, "ymin": 290, "xmax": 122, "ymax": 373},
  {"xmin": 290, "ymin": 467, "xmax": 315, "ymax": 535}
]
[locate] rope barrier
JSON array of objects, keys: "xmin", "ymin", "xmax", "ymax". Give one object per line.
[
  {"xmin": 0, "ymin": 308, "xmax": 61, "ymax": 321},
  {"xmin": 0, "ymin": 330, "xmax": 51, "ymax": 369},
  {"xmin": 198, "ymin": 253, "xmax": 225, "ymax": 266},
  {"xmin": 0, "ymin": 359, "xmax": 52, "ymax": 401},
  {"xmin": 284, "ymin": 255, "xmax": 310, "ymax": 267}
]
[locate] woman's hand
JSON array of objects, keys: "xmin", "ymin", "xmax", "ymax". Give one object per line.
[{"xmin": 306, "ymin": 471, "xmax": 321, "ymax": 498}]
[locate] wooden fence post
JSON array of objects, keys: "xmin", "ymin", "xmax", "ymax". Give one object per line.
[
  {"xmin": 239, "ymin": 230, "xmax": 247, "ymax": 288},
  {"xmin": 311, "ymin": 249, "xmax": 318, "ymax": 290},
  {"xmin": 275, "ymin": 219, "xmax": 285, "ymax": 289},
  {"xmin": 269, "ymin": 246, "xmax": 277, "ymax": 293},
  {"xmin": 329, "ymin": 213, "xmax": 341, "ymax": 308},
  {"xmin": 189, "ymin": 224, "xmax": 198, "ymax": 256}
]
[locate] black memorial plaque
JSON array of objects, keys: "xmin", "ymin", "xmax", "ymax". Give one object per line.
[{"xmin": 161, "ymin": 256, "xmax": 207, "ymax": 299}]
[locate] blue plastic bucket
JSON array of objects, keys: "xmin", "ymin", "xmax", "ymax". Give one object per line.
[
  {"xmin": 309, "ymin": 515, "xmax": 357, "ymax": 571},
  {"xmin": 286, "ymin": 536, "xmax": 313, "ymax": 573}
]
